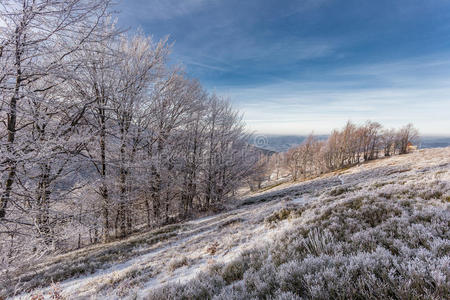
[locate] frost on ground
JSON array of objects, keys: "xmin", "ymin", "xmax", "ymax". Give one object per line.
[{"xmin": 3, "ymin": 148, "xmax": 450, "ymax": 299}]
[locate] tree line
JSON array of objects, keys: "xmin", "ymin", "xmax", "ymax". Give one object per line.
[
  {"xmin": 264, "ymin": 121, "xmax": 419, "ymax": 182},
  {"xmin": 0, "ymin": 0, "xmax": 262, "ymax": 266}
]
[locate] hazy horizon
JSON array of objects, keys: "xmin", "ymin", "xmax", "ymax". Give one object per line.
[
  {"xmin": 248, "ymin": 133, "xmax": 450, "ymax": 153},
  {"xmin": 250, "ymin": 133, "xmax": 450, "ymax": 138}
]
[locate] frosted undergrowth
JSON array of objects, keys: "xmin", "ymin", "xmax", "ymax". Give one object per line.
[
  {"xmin": 147, "ymin": 148, "xmax": 450, "ymax": 300},
  {"xmin": 7, "ymin": 148, "xmax": 450, "ymax": 299}
]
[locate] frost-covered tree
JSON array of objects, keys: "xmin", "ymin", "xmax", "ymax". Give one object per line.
[
  {"xmin": 0, "ymin": 1, "xmax": 277, "ymax": 266},
  {"xmin": 381, "ymin": 128, "xmax": 396, "ymax": 156},
  {"xmin": 397, "ymin": 123, "xmax": 419, "ymax": 154},
  {"xmin": 0, "ymin": 0, "xmax": 111, "ymax": 219},
  {"xmin": 0, "ymin": 0, "xmax": 113, "ymax": 260},
  {"xmin": 285, "ymin": 121, "xmax": 419, "ymax": 181}
]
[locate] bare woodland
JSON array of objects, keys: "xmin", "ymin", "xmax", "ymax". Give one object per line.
[
  {"xmin": 271, "ymin": 121, "xmax": 419, "ymax": 182},
  {"xmin": 0, "ymin": 0, "xmax": 263, "ymax": 267}
]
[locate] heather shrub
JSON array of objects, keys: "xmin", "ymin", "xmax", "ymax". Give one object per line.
[
  {"xmin": 242, "ymin": 263, "xmax": 278, "ymax": 298},
  {"xmin": 148, "ymin": 188, "xmax": 449, "ymax": 299},
  {"xmin": 239, "ymin": 247, "xmax": 269, "ymax": 270},
  {"xmin": 264, "ymin": 208, "xmax": 291, "ymax": 224},
  {"xmin": 329, "ymin": 186, "xmax": 347, "ymax": 196},
  {"xmin": 168, "ymin": 256, "xmax": 190, "ymax": 272},
  {"xmin": 147, "ymin": 273, "xmax": 225, "ymax": 300},
  {"xmin": 221, "ymin": 258, "xmax": 247, "ymax": 284}
]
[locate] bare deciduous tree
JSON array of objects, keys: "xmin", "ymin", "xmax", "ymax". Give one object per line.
[{"xmin": 284, "ymin": 121, "xmax": 419, "ymax": 181}]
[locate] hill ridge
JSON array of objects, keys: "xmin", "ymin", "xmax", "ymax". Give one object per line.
[{"xmin": 4, "ymin": 147, "xmax": 450, "ymax": 299}]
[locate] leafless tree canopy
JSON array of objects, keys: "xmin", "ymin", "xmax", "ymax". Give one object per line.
[
  {"xmin": 283, "ymin": 121, "xmax": 419, "ymax": 181},
  {"xmin": 0, "ymin": 0, "xmax": 263, "ymax": 267}
]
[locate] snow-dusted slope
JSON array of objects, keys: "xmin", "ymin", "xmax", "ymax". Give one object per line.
[{"xmin": 4, "ymin": 147, "xmax": 450, "ymax": 299}]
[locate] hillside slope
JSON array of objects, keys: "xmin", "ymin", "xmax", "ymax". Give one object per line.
[{"xmin": 3, "ymin": 147, "xmax": 450, "ymax": 299}]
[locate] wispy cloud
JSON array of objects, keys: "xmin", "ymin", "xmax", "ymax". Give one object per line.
[
  {"xmin": 217, "ymin": 53, "xmax": 450, "ymax": 135},
  {"xmin": 119, "ymin": 0, "xmax": 211, "ymax": 21},
  {"xmin": 118, "ymin": 0, "xmax": 450, "ymax": 135},
  {"xmin": 238, "ymin": 86, "xmax": 450, "ymax": 135},
  {"xmin": 183, "ymin": 60, "xmax": 229, "ymax": 72}
]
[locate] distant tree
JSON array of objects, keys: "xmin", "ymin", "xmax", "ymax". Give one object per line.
[
  {"xmin": 247, "ymin": 153, "xmax": 270, "ymax": 191},
  {"xmin": 361, "ymin": 121, "xmax": 382, "ymax": 161},
  {"xmin": 268, "ymin": 153, "xmax": 284, "ymax": 181},
  {"xmin": 284, "ymin": 121, "xmax": 419, "ymax": 185},
  {"xmin": 381, "ymin": 128, "xmax": 396, "ymax": 157},
  {"xmin": 397, "ymin": 123, "xmax": 419, "ymax": 154}
]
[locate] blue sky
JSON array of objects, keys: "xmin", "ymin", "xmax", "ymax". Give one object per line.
[{"xmin": 117, "ymin": 0, "xmax": 450, "ymax": 135}]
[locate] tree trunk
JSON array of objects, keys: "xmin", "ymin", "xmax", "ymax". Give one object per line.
[
  {"xmin": 99, "ymin": 107, "xmax": 110, "ymax": 242},
  {"xmin": 0, "ymin": 26, "xmax": 22, "ymax": 219}
]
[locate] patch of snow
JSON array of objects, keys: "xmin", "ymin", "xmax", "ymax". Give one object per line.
[{"xmin": 291, "ymin": 197, "xmax": 307, "ymax": 205}]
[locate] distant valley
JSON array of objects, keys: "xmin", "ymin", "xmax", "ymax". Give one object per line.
[{"xmin": 251, "ymin": 134, "xmax": 450, "ymax": 153}]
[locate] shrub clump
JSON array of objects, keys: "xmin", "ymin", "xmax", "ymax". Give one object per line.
[
  {"xmin": 265, "ymin": 208, "xmax": 292, "ymax": 224},
  {"xmin": 206, "ymin": 242, "xmax": 220, "ymax": 255},
  {"xmin": 168, "ymin": 256, "xmax": 190, "ymax": 272},
  {"xmin": 330, "ymin": 186, "xmax": 348, "ymax": 196},
  {"xmin": 264, "ymin": 207, "xmax": 304, "ymax": 227},
  {"xmin": 147, "ymin": 191, "xmax": 450, "ymax": 300}
]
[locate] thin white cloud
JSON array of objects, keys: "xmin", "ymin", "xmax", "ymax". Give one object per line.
[
  {"xmin": 117, "ymin": 1, "xmax": 450, "ymax": 136},
  {"xmin": 119, "ymin": 0, "xmax": 210, "ymax": 21},
  {"xmin": 216, "ymin": 54, "xmax": 450, "ymax": 135},
  {"xmin": 183, "ymin": 60, "xmax": 229, "ymax": 72}
]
